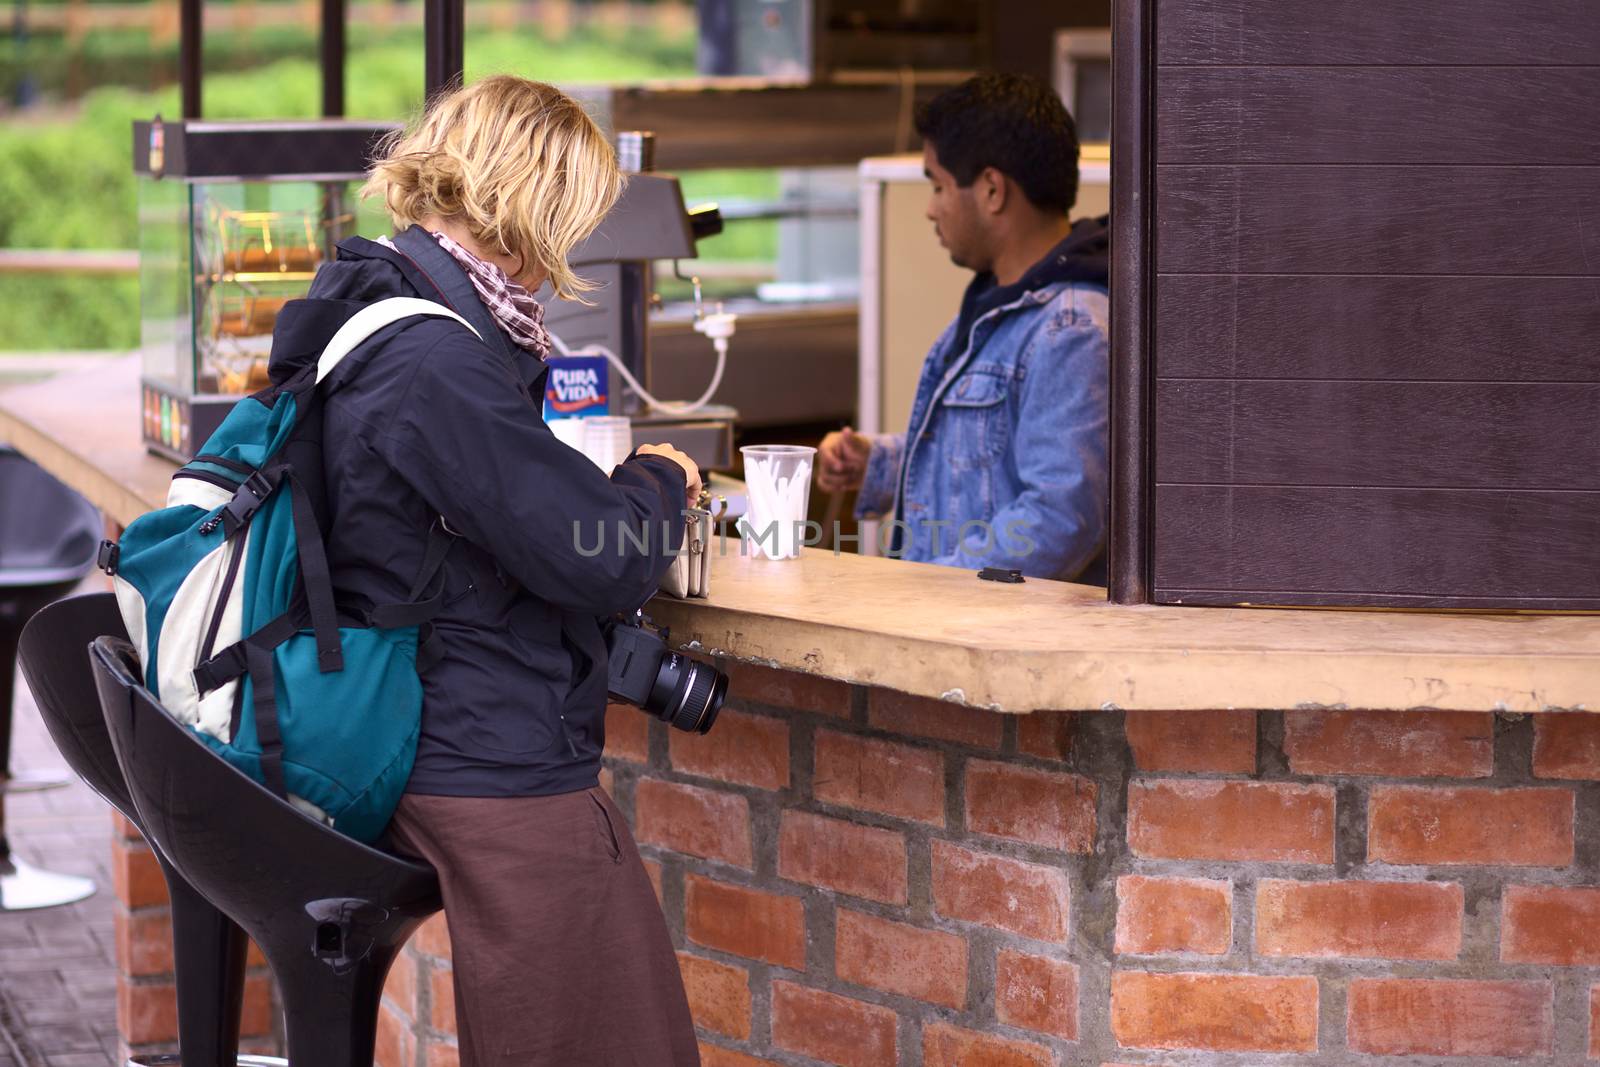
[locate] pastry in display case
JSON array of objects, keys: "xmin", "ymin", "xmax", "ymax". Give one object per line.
[{"xmin": 133, "ymin": 118, "xmax": 396, "ymax": 460}]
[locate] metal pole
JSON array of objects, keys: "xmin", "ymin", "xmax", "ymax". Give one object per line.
[
  {"xmin": 179, "ymin": 0, "xmax": 202, "ymax": 118},
  {"xmin": 321, "ymin": 0, "xmax": 346, "ymax": 117},
  {"xmin": 12, "ymin": 0, "xmax": 37, "ymax": 108},
  {"xmin": 423, "ymin": 0, "xmax": 464, "ymax": 100}
]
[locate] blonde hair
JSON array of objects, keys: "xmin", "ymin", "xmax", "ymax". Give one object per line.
[{"xmin": 363, "ymin": 76, "xmax": 623, "ymax": 301}]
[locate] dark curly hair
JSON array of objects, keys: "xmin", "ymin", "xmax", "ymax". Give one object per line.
[{"xmin": 914, "ymin": 73, "xmax": 1079, "ymax": 215}]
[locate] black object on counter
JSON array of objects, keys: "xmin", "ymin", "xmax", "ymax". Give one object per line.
[{"xmin": 978, "ymin": 567, "xmax": 1026, "ymax": 584}]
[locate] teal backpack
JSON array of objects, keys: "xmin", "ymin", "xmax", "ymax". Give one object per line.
[{"xmin": 102, "ymin": 298, "xmax": 478, "ymax": 842}]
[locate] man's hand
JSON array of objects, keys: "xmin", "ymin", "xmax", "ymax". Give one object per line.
[
  {"xmin": 816, "ymin": 427, "xmax": 872, "ymax": 493},
  {"xmin": 636, "ymin": 443, "xmax": 703, "ymax": 507}
]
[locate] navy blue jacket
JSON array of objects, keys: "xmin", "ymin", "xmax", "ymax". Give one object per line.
[{"xmin": 269, "ymin": 227, "xmax": 686, "ymax": 797}]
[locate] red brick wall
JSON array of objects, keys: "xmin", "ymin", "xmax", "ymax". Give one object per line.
[
  {"xmin": 110, "ymin": 812, "xmax": 279, "ymax": 1061},
  {"xmin": 377, "ymin": 910, "xmax": 458, "ymax": 1067},
  {"xmin": 360, "ymin": 673, "xmax": 1600, "ymax": 1065}
]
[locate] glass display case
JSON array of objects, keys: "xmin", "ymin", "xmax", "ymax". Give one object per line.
[{"xmin": 133, "ymin": 119, "xmax": 396, "ymax": 460}]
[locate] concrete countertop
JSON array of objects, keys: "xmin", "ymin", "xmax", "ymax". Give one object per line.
[
  {"xmin": 5, "ymin": 355, "xmax": 1597, "ymax": 716},
  {"xmin": 0, "ymin": 355, "xmax": 173, "ymax": 529},
  {"xmin": 650, "ymin": 548, "xmax": 1600, "ymax": 714}
]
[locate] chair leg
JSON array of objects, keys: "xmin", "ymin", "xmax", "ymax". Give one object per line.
[
  {"xmin": 0, "ymin": 615, "xmax": 20, "ymax": 775},
  {"xmin": 2, "ymin": 582, "xmax": 80, "ymax": 778},
  {"xmin": 271, "ymin": 939, "xmax": 405, "ymax": 1067},
  {"xmin": 163, "ymin": 857, "xmax": 249, "ymax": 1067}
]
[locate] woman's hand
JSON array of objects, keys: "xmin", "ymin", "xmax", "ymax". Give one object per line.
[{"xmin": 636, "ymin": 443, "xmax": 703, "ymax": 507}]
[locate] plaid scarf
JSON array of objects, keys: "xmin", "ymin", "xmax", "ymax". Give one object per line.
[{"xmin": 381, "ymin": 231, "xmax": 553, "ymax": 360}]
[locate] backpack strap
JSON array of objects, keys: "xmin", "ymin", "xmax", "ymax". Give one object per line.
[
  {"xmin": 285, "ymin": 470, "xmax": 342, "ymax": 673},
  {"xmin": 365, "ymin": 518, "xmax": 459, "ymax": 672},
  {"xmin": 191, "ymin": 518, "xmax": 460, "ymax": 697},
  {"xmin": 176, "ymin": 460, "xmax": 338, "ymax": 689},
  {"xmin": 300, "ymin": 298, "xmax": 478, "ymax": 669},
  {"xmin": 315, "ymin": 297, "xmax": 481, "ymax": 384},
  {"xmin": 244, "ymin": 640, "xmax": 288, "ymax": 799},
  {"xmin": 192, "ymin": 606, "xmax": 302, "ymax": 698},
  {"xmin": 365, "ymin": 518, "xmax": 457, "ymax": 630},
  {"xmin": 190, "ymin": 301, "xmax": 480, "ymax": 721}
]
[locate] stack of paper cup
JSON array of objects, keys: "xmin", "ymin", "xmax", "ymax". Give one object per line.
[
  {"xmin": 583, "ymin": 416, "xmax": 633, "ymax": 475},
  {"xmin": 737, "ymin": 445, "xmax": 815, "ymax": 560},
  {"xmin": 547, "ymin": 417, "xmax": 586, "ymax": 454}
]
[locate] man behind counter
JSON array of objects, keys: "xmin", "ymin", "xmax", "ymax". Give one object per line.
[{"xmin": 818, "ymin": 73, "xmax": 1109, "ymax": 583}]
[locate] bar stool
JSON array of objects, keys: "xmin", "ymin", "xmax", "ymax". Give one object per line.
[
  {"xmin": 0, "ymin": 446, "xmax": 104, "ymax": 911},
  {"xmin": 90, "ymin": 635, "xmax": 443, "ymax": 1067},
  {"xmin": 19, "ymin": 593, "xmax": 265, "ymax": 1066}
]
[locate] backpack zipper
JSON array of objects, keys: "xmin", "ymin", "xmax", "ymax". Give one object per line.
[
  {"xmin": 174, "ymin": 468, "xmax": 240, "ymax": 493},
  {"xmin": 198, "ymin": 532, "xmax": 247, "ymax": 667},
  {"xmin": 175, "ymin": 470, "xmax": 241, "ymax": 535},
  {"xmin": 193, "ymin": 453, "xmax": 256, "ymax": 476}
]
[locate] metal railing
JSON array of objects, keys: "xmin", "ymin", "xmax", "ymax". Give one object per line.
[
  {"xmin": 13, "ymin": 0, "xmax": 694, "ymax": 44},
  {"xmin": 0, "ymin": 250, "xmax": 140, "ymax": 275},
  {"xmin": 0, "ymin": 250, "xmax": 781, "ymax": 282}
]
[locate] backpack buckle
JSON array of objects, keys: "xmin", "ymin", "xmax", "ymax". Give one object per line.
[
  {"xmin": 206, "ymin": 470, "xmax": 275, "ymax": 536},
  {"xmin": 97, "ymin": 539, "xmax": 120, "ymax": 575},
  {"xmin": 193, "ymin": 642, "xmax": 249, "ymax": 697}
]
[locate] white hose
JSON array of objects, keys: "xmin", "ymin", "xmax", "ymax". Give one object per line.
[{"xmin": 548, "ymin": 313, "xmax": 734, "ymax": 416}]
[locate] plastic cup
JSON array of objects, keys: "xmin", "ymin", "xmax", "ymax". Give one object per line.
[
  {"xmin": 738, "ymin": 445, "xmax": 816, "ymax": 560},
  {"xmin": 583, "ymin": 416, "xmax": 633, "ymax": 475}
]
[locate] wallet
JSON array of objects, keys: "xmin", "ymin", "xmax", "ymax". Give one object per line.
[{"xmin": 659, "ymin": 506, "xmax": 713, "ymax": 599}]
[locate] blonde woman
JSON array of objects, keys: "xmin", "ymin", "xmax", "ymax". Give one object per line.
[{"xmin": 289, "ymin": 76, "xmax": 701, "ymax": 1064}]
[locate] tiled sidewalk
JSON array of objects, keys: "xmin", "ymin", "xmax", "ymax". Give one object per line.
[{"xmin": 1, "ymin": 656, "xmax": 120, "ymax": 1067}]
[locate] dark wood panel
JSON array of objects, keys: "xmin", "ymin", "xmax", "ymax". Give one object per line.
[
  {"xmin": 993, "ymin": 0, "xmax": 1112, "ymax": 83},
  {"xmin": 1157, "ymin": 0, "xmax": 1600, "ymax": 65},
  {"xmin": 595, "ymin": 81, "xmax": 951, "ymax": 169},
  {"xmin": 1156, "ymin": 588, "xmax": 1600, "ymax": 609},
  {"xmin": 1156, "ymin": 277, "xmax": 1600, "ymax": 381},
  {"xmin": 1158, "ymin": 167, "xmax": 1600, "ymax": 275},
  {"xmin": 1152, "ymin": 485, "xmax": 1600, "ymax": 601},
  {"xmin": 1110, "ymin": 0, "xmax": 1153, "ymax": 604},
  {"xmin": 1157, "ymin": 68, "xmax": 1600, "ymax": 165},
  {"xmin": 1155, "ymin": 381, "xmax": 1600, "ymax": 488}
]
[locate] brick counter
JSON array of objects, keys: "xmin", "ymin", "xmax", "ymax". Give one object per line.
[
  {"xmin": 17, "ymin": 327, "xmax": 1600, "ymax": 1063},
  {"xmin": 372, "ymin": 664, "xmax": 1600, "ymax": 1066},
  {"xmin": 109, "ymin": 812, "xmax": 278, "ymax": 1062}
]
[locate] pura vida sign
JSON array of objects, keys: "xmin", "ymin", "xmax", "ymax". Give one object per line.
[{"xmin": 543, "ymin": 354, "xmax": 611, "ymax": 419}]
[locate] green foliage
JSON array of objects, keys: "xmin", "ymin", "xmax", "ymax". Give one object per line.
[
  {"xmin": 1, "ymin": 25, "xmax": 804, "ymax": 352},
  {"xmin": 3, "ymin": 16, "xmax": 700, "ymax": 103},
  {"xmin": 2, "ymin": 273, "xmax": 142, "ymax": 350},
  {"xmin": 0, "ymin": 25, "xmax": 704, "ymax": 349}
]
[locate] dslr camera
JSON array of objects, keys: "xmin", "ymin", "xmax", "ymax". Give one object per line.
[{"xmin": 606, "ymin": 611, "xmax": 727, "ymax": 734}]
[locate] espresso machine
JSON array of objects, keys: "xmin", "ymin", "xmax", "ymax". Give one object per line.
[{"xmin": 542, "ymin": 133, "xmax": 738, "ymax": 472}]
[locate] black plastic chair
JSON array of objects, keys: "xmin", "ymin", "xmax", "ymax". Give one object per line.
[
  {"xmin": 0, "ymin": 447, "xmax": 104, "ymax": 912},
  {"xmin": 90, "ymin": 635, "xmax": 444, "ymax": 1067},
  {"xmin": 17, "ymin": 593, "xmax": 258, "ymax": 1066},
  {"xmin": 0, "ymin": 445, "xmax": 103, "ymax": 787}
]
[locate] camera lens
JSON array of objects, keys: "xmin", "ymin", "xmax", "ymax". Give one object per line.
[{"xmin": 648, "ymin": 652, "xmax": 728, "ymax": 734}]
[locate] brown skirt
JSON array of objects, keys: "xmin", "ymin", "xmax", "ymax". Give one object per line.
[{"xmin": 388, "ymin": 788, "xmax": 700, "ymax": 1067}]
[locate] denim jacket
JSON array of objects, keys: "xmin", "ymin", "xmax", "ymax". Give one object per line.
[{"xmin": 856, "ymin": 260, "xmax": 1110, "ymax": 583}]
